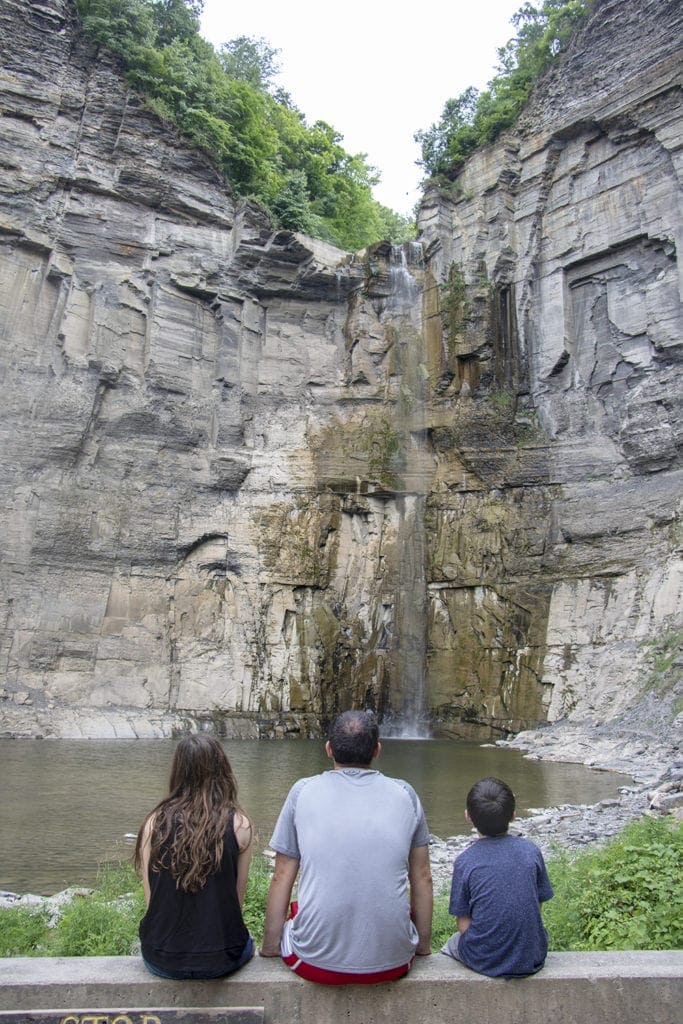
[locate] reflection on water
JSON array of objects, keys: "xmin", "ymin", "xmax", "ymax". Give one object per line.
[{"xmin": 0, "ymin": 737, "xmax": 630, "ymax": 894}]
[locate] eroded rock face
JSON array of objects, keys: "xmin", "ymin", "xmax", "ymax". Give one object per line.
[
  {"xmin": 0, "ymin": 0, "xmax": 680, "ymax": 740},
  {"xmin": 418, "ymin": 0, "xmax": 682, "ymax": 731}
]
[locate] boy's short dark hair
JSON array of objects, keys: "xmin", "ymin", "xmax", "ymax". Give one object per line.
[
  {"xmin": 466, "ymin": 777, "xmax": 515, "ymax": 836},
  {"xmin": 328, "ymin": 710, "xmax": 379, "ymax": 766}
]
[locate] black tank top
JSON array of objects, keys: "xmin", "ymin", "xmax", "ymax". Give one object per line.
[{"xmin": 139, "ymin": 811, "xmax": 250, "ymax": 975}]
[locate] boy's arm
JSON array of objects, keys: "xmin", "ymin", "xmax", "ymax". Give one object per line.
[{"xmin": 456, "ymin": 915, "xmax": 472, "ymax": 933}]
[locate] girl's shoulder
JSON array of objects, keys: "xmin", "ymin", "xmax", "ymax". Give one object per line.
[{"xmin": 232, "ymin": 808, "xmax": 253, "ymax": 852}]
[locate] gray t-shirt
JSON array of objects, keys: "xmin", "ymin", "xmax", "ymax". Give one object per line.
[{"xmin": 270, "ymin": 768, "xmax": 430, "ymax": 973}]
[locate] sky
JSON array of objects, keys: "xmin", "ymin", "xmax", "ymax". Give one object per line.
[{"xmin": 200, "ymin": 0, "xmax": 524, "ymax": 216}]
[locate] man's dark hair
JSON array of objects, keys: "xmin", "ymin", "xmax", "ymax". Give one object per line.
[
  {"xmin": 328, "ymin": 710, "xmax": 379, "ymax": 767},
  {"xmin": 466, "ymin": 777, "xmax": 515, "ymax": 836}
]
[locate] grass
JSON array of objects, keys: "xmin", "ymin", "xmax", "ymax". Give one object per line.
[
  {"xmin": 0, "ymin": 853, "xmax": 273, "ymax": 958},
  {"xmin": 2, "ymin": 818, "xmax": 681, "ymax": 956}
]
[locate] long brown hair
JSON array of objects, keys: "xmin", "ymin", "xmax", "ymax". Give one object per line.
[{"xmin": 134, "ymin": 733, "xmax": 246, "ymax": 892}]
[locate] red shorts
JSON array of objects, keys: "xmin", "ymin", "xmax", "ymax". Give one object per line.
[{"xmin": 282, "ymin": 902, "xmax": 413, "ymax": 986}]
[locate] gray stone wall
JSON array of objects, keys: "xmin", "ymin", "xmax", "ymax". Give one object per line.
[
  {"xmin": 417, "ymin": 0, "xmax": 682, "ymax": 730},
  {"xmin": 0, "ymin": 0, "xmax": 680, "ymax": 739}
]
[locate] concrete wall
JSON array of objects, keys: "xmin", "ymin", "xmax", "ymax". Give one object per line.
[{"xmin": 1, "ymin": 952, "xmax": 682, "ymax": 1024}]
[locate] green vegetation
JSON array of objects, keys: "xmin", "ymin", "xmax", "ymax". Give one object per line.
[
  {"xmin": 361, "ymin": 418, "xmax": 402, "ymax": 490},
  {"xmin": 240, "ymin": 855, "xmax": 271, "ymax": 946},
  {"xmin": 0, "ymin": 853, "xmax": 272, "ymax": 957},
  {"xmin": 75, "ymin": 0, "xmax": 414, "ymax": 250},
  {"xmin": 3, "ymin": 818, "xmax": 681, "ymax": 956},
  {"xmin": 641, "ymin": 629, "xmax": 683, "ymax": 689},
  {"xmin": 543, "ymin": 817, "xmax": 683, "ymax": 951},
  {"xmin": 637, "ymin": 627, "xmax": 683, "ymax": 719},
  {"xmin": 415, "ymin": 1, "xmax": 594, "ymax": 182},
  {"xmin": 0, "ymin": 905, "xmax": 50, "ymax": 957},
  {"xmin": 431, "ymin": 817, "xmax": 683, "ymax": 953}
]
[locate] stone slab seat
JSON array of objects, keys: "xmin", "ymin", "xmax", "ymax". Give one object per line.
[{"xmin": 1, "ymin": 951, "xmax": 682, "ymax": 1024}]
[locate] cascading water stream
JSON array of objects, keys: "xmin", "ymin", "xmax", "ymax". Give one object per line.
[{"xmin": 381, "ymin": 243, "xmax": 431, "ymax": 739}]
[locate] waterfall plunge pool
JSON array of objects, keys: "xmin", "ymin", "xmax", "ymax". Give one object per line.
[{"xmin": 0, "ymin": 737, "xmax": 631, "ymax": 895}]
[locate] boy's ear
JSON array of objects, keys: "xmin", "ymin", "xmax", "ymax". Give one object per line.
[{"xmin": 465, "ymin": 809, "xmax": 471, "ymax": 823}]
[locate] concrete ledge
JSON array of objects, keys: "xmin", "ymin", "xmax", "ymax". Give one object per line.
[{"xmin": 1, "ymin": 952, "xmax": 682, "ymax": 1024}]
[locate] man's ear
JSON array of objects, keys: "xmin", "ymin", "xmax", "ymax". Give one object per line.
[
  {"xmin": 465, "ymin": 809, "xmax": 472, "ymax": 823},
  {"xmin": 373, "ymin": 740, "xmax": 382, "ymax": 760},
  {"xmin": 325, "ymin": 740, "xmax": 334, "ymax": 760}
]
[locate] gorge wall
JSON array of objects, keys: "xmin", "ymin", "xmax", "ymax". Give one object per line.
[{"xmin": 0, "ymin": 0, "xmax": 680, "ymax": 740}]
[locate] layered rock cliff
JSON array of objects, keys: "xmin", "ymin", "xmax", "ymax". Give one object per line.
[{"xmin": 0, "ymin": 0, "xmax": 680, "ymax": 739}]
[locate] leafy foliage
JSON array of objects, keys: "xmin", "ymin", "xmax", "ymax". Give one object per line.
[
  {"xmin": 415, "ymin": 0, "xmax": 594, "ymax": 181},
  {"xmin": 51, "ymin": 893, "xmax": 143, "ymax": 956},
  {"xmin": 0, "ymin": 906, "xmax": 50, "ymax": 956},
  {"xmin": 544, "ymin": 817, "xmax": 683, "ymax": 951},
  {"xmin": 75, "ymin": 0, "xmax": 413, "ymax": 250}
]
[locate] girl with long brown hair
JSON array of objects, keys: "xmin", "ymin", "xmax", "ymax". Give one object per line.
[{"xmin": 134, "ymin": 733, "xmax": 254, "ymax": 979}]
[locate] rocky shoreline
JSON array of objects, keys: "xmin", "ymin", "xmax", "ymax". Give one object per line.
[{"xmin": 430, "ymin": 693, "xmax": 683, "ymax": 891}]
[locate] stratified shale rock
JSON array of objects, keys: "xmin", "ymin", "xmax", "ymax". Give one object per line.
[
  {"xmin": 417, "ymin": 0, "xmax": 682, "ymax": 737},
  {"xmin": 0, "ymin": 0, "xmax": 680, "ymax": 740}
]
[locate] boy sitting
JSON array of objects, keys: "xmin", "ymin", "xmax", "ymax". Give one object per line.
[{"xmin": 442, "ymin": 776, "xmax": 554, "ymax": 978}]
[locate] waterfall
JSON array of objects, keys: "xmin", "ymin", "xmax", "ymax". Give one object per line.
[
  {"xmin": 388, "ymin": 244, "xmax": 421, "ymax": 311},
  {"xmin": 389, "ymin": 491, "xmax": 430, "ymax": 739},
  {"xmin": 381, "ymin": 242, "xmax": 431, "ymax": 739}
]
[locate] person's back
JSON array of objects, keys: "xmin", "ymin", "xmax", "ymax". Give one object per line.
[
  {"xmin": 261, "ymin": 710, "xmax": 433, "ymax": 983},
  {"xmin": 135, "ymin": 733, "xmax": 254, "ymax": 980},
  {"xmin": 442, "ymin": 777, "xmax": 553, "ymax": 978},
  {"xmin": 273, "ymin": 768, "xmax": 425, "ymax": 972}
]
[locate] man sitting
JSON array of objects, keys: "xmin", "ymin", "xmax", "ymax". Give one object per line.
[{"xmin": 260, "ymin": 709, "xmax": 433, "ymax": 984}]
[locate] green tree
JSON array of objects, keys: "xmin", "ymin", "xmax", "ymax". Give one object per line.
[
  {"xmin": 270, "ymin": 170, "xmax": 313, "ymax": 233},
  {"xmin": 76, "ymin": 0, "xmax": 413, "ymax": 250},
  {"xmin": 219, "ymin": 36, "xmax": 281, "ymax": 91},
  {"xmin": 416, "ymin": 0, "xmax": 594, "ymax": 180},
  {"xmin": 150, "ymin": 0, "xmax": 202, "ymax": 45}
]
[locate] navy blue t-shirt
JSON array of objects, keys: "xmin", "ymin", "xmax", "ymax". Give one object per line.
[{"xmin": 447, "ymin": 834, "xmax": 553, "ymax": 978}]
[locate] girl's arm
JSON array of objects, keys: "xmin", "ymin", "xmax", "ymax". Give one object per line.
[
  {"xmin": 138, "ymin": 813, "xmax": 155, "ymax": 908},
  {"xmin": 233, "ymin": 810, "xmax": 253, "ymax": 907}
]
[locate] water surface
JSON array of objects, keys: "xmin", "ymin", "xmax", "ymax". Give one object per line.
[{"xmin": 0, "ymin": 737, "xmax": 630, "ymax": 894}]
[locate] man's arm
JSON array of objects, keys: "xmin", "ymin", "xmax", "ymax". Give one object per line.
[
  {"xmin": 456, "ymin": 915, "xmax": 472, "ymax": 933},
  {"xmin": 260, "ymin": 852, "xmax": 300, "ymax": 956},
  {"xmin": 408, "ymin": 844, "xmax": 433, "ymax": 955}
]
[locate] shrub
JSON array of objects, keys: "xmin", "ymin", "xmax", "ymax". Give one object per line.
[
  {"xmin": 544, "ymin": 816, "xmax": 683, "ymax": 951},
  {"xmin": 52, "ymin": 895, "xmax": 141, "ymax": 956},
  {"xmin": 0, "ymin": 905, "xmax": 50, "ymax": 956}
]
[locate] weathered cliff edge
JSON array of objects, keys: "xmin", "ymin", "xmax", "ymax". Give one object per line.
[{"xmin": 0, "ymin": 0, "xmax": 680, "ymax": 751}]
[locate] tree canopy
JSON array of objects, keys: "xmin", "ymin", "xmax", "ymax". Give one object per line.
[
  {"xmin": 415, "ymin": 0, "xmax": 594, "ymax": 182},
  {"xmin": 75, "ymin": 0, "xmax": 415, "ymax": 250}
]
